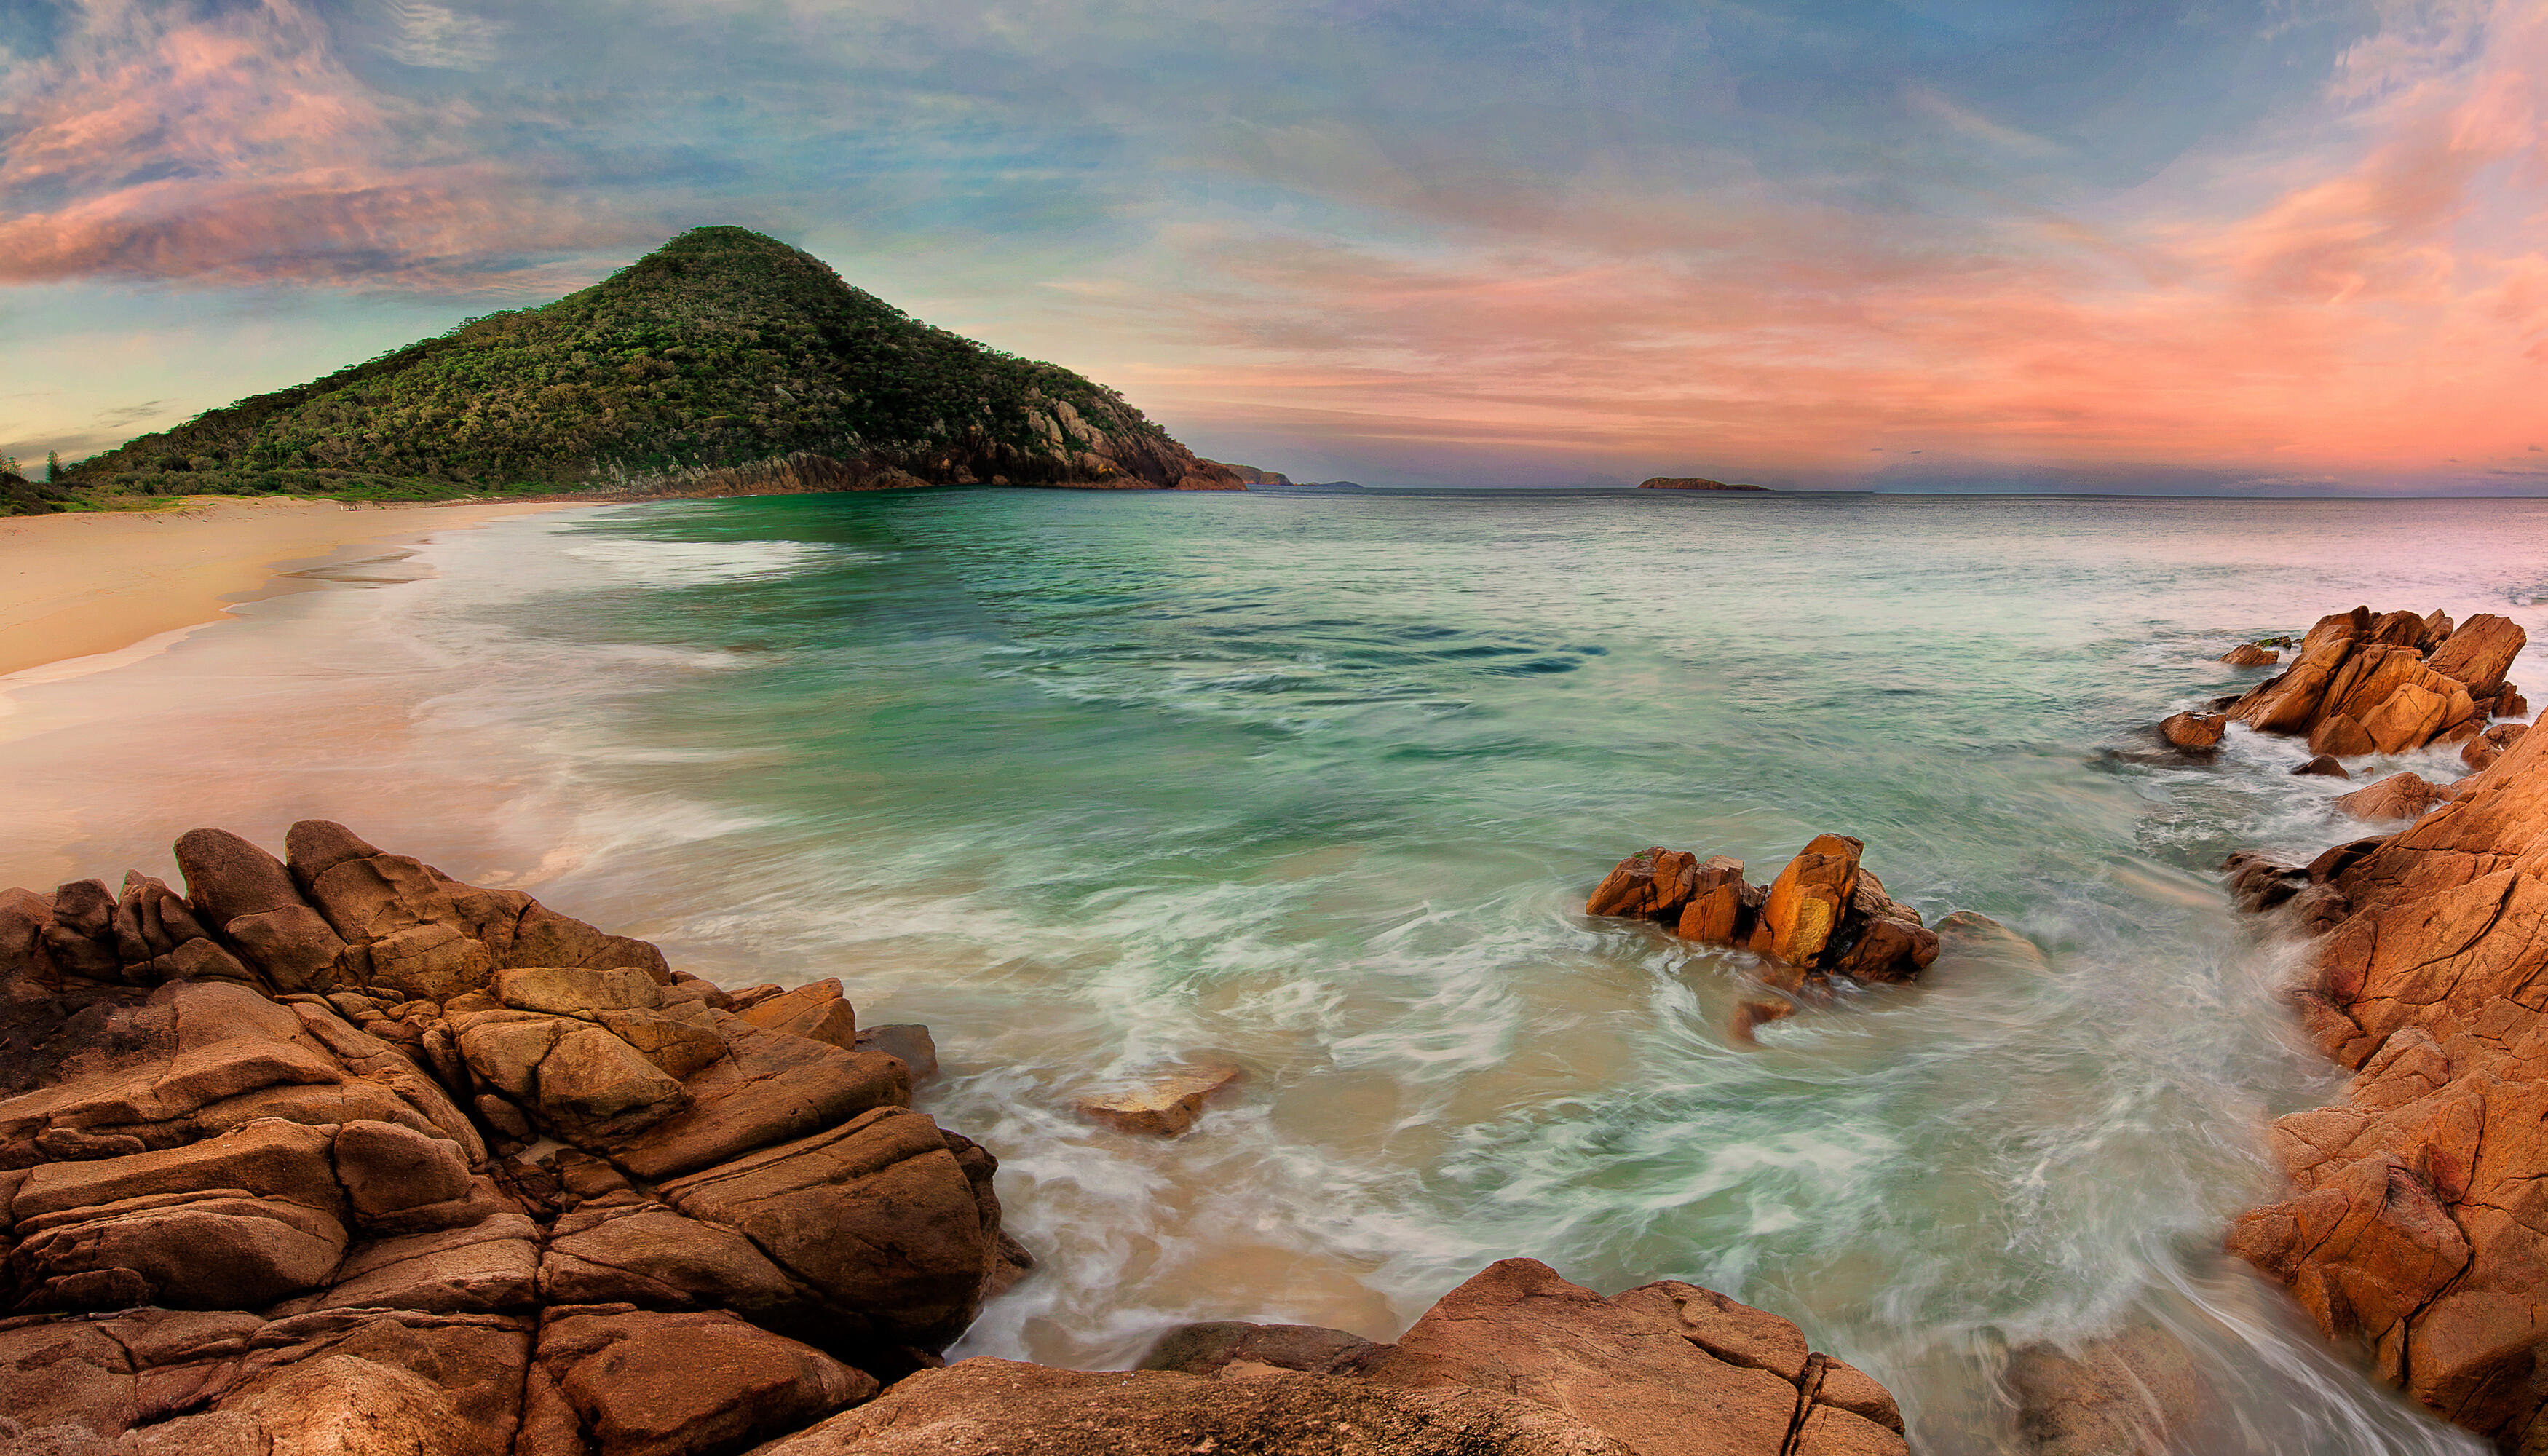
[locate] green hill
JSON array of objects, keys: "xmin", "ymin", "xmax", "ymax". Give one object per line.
[{"xmin": 71, "ymin": 227, "xmax": 1241, "ymax": 498}]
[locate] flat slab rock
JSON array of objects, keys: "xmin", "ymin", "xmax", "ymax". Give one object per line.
[{"xmin": 1074, "ymin": 1064, "xmax": 1240, "ymax": 1136}]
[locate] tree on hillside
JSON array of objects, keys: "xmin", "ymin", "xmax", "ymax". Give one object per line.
[{"xmin": 46, "ymin": 451, "xmax": 60, "ymax": 483}]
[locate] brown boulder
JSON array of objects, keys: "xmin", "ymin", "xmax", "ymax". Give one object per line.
[
  {"xmin": 2426, "ymin": 613, "xmax": 2525, "ymax": 692},
  {"xmin": 304, "ymin": 852, "xmax": 467, "ymax": 948},
  {"xmin": 172, "ymin": 829, "xmax": 306, "ymax": 927},
  {"xmin": 110, "ymin": 873, "xmax": 214, "ymax": 981},
  {"xmin": 0, "ymin": 1307, "xmax": 531, "ymax": 1456},
  {"xmin": 2333, "ymin": 772, "xmax": 2450, "ymax": 823},
  {"xmin": 2231, "ymin": 630, "xmax": 2357, "ymax": 734},
  {"xmin": 2462, "ymin": 722, "xmax": 2528, "ymax": 772},
  {"xmin": 2291, "ymin": 755, "xmax": 2350, "ymax": 780},
  {"xmin": 1762, "ymin": 836, "xmax": 1863, "ymax": 967},
  {"xmin": 1356, "ymin": 1259, "xmax": 1906, "ymax": 1456},
  {"xmin": 2007, "ymin": 1324, "xmax": 2203, "ymax": 1456},
  {"xmin": 735, "ymin": 978, "xmax": 857, "ymax": 1050},
  {"xmin": 1139, "ymin": 1321, "xmax": 1376, "ymax": 1377},
  {"xmin": 658, "ymin": 1107, "xmax": 1002, "ymax": 1349},
  {"xmin": 2357, "ymin": 681, "xmax": 2454, "ymax": 753},
  {"xmin": 534, "ymin": 1308, "xmax": 874, "ymax": 1456},
  {"xmin": 534, "ymin": 1026, "xmax": 691, "ymax": 1142},
  {"xmin": 1075, "ymin": 1064, "xmax": 1240, "ymax": 1136},
  {"xmin": 40, "ymin": 882, "xmax": 119, "ymax": 984},
  {"xmin": 542, "ymin": 1203, "xmax": 808, "ymax": 1323},
  {"xmin": 2219, "ymin": 644, "xmax": 2278, "ymax": 666},
  {"xmin": 2156, "ymin": 712, "xmax": 2225, "ymax": 751},
  {"xmin": 753, "ymin": 1358, "xmax": 1633, "ymax": 1455},
  {"xmin": 855, "ymin": 1025, "xmax": 938, "ymax": 1083},
  {"xmin": 503, "ymin": 903, "xmax": 671, "ymax": 982},
  {"xmin": 11, "ymin": 1191, "xmax": 349, "ymax": 1310},
  {"xmin": 361, "ymin": 922, "xmax": 495, "ymax": 1002},
  {"xmin": 2306, "ymin": 713, "xmax": 2376, "ymax": 758},
  {"xmin": 1585, "ymin": 850, "xmax": 1700, "ymax": 921},
  {"xmin": 1828, "ymin": 917, "xmax": 1939, "ymax": 984},
  {"xmin": 221, "ymin": 905, "xmax": 349, "ymax": 994},
  {"xmin": 603, "ymin": 1024, "xmax": 910, "ymax": 1182},
  {"xmin": 1671, "ymin": 857, "xmax": 1752, "ymax": 945},
  {"xmin": 496, "ymin": 965, "xmax": 665, "ymax": 1017}
]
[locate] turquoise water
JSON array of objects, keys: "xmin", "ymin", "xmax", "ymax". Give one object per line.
[{"xmin": 9, "ymin": 488, "xmax": 2546, "ymax": 1452}]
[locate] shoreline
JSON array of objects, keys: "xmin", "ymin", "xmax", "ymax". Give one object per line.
[{"xmin": 0, "ymin": 496, "xmax": 584, "ymax": 680}]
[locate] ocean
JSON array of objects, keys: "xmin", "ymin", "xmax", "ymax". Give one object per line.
[{"xmin": 9, "ymin": 487, "xmax": 2539, "ymax": 1453}]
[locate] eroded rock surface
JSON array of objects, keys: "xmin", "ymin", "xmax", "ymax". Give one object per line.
[
  {"xmin": 0, "ymin": 823, "xmax": 1914, "ymax": 1456},
  {"xmin": 0, "ymin": 821, "xmax": 980, "ymax": 1455},
  {"xmin": 2213, "ymin": 606, "xmax": 2524, "ymax": 759},
  {"xmin": 1588, "ymin": 836, "xmax": 1940, "ymax": 989},
  {"xmin": 2220, "ymin": 707, "xmax": 2548, "ymax": 1449}
]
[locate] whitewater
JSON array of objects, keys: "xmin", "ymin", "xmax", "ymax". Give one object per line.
[{"xmin": 8, "ymin": 487, "xmax": 2541, "ymax": 1453}]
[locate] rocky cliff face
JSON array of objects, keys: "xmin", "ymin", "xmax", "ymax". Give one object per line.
[
  {"xmin": 2219, "ymin": 631, "xmax": 2548, "ymax": 1450},
  {"xmin": 0, "ymin": 823, "xmax": 1904, "ymax": 1456}
]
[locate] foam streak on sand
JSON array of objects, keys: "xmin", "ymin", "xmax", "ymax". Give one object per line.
[{"xmin": 0, "ymin": 496, "xmax": 572, "ymax": 678}]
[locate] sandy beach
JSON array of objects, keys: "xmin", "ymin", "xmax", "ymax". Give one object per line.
[{"xmin": 0, "ymin": 496, "xmax": 577, "ymax": 678}]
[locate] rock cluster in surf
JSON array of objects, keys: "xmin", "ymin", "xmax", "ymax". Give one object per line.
[
  {"xmin": 2207, "ymin": 619, "xmax": 2548, "ymax": 1452},
  {"xmin": 2208, "ymin": 605, "xmax": 2528, "ymax": 759},
  {"xmin": 0, "ymin": 823, "xmax": 1911, "ymax": 1456},
  {"xmin": 1586, "ymin": 834, "xmax": 1939, "ymax": 988}
]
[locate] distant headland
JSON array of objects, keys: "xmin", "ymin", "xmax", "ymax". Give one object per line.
[
  {"xmin": 1638, "ymin": 477, "xmax": 1769, "ymax": 491},
  {"xmin": 55, "ymin": 226, "xmax": 1244, "ymax": 505}
]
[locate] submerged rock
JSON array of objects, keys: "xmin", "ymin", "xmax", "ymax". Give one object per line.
[
  {"xmin": 2333, "ymin": 771, "xmax": 2453, "ymax": 823},
  {"xmin": 2219, "ymin": 644, "xmax": 2279, "ymax": 666},
  {"xmin": 2290, "ymin": 754, "xmax": 2350, "ymax": 780},
  {"xmin": 2009, "ymin": 1323, "xmax": 2205, "ymax": 1456},
  {"xmin": 1075, "ymin": 1064, "xmax": 1241, "ymax": 1136},
  {"xmin": 2156, "ymin": 711, "xmax": 2226, "ymax": 752}
]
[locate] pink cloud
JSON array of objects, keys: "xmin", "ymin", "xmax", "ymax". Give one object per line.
[
  {"xmin": 1097, "ymin": 1, "xmax": 2548, "ymax": 483},
  {"xmin": 0, "ymin": 1, "xmax": 636, "ymax": 287}
]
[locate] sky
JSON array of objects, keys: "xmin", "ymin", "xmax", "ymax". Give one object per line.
[{"xmin": 1, "ymin": 0, "xmax": 2544, "ymax": 492}]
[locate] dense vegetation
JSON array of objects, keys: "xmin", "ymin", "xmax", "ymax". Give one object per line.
[
  {"xmin": 1, "ymin": 472, "xmax": 74, "ymax": 516},
  {"xmin": 71, "ymin": 228, "xmax": 1193, "ymax": 499}
]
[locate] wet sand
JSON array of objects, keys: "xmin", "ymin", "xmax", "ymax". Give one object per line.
[{"xmin": 0, "ymin": 496, "xmax": 574, "ymax": 678}]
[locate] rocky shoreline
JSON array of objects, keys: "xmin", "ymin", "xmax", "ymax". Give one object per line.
[
  {"xmin": 0, "ymin": 823, "xmax": 1910, "ymax": 1455},
  {"xmin": 2165, "ymin": 606, "xmax": 2548, "ymax": 1452}
]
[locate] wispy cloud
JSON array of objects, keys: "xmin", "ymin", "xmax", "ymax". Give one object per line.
[{"xmin": 1, "ymin": 0, "xmax": 2541, "ymax": 488}]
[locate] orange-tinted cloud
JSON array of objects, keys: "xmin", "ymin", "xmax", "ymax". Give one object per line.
[
  {"xmin": 0, "ymin": 0, "xmax": 636, "ymax": 288},
  {"xmin": 1072, "ymin": 1, "xmax": 2548, "ymax": 486}
]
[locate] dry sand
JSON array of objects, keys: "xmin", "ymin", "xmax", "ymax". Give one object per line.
[{"xmin": 0, "ymin": 496, "xmax": 576, "ymax": 678}]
